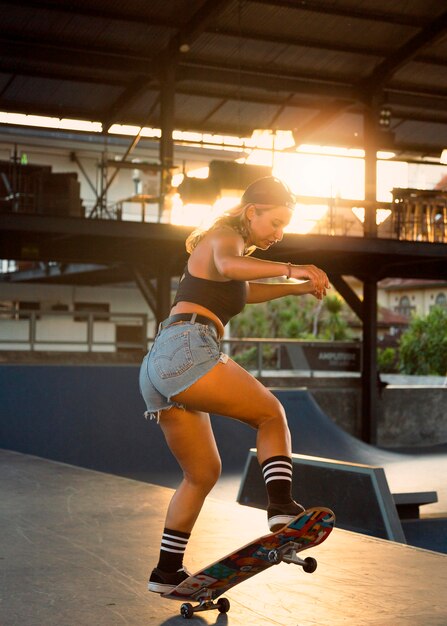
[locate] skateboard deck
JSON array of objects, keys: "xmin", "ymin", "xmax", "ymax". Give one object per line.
[{"xmin": 163, "ymin": 506, "xmax": 335, "ymax": 619}]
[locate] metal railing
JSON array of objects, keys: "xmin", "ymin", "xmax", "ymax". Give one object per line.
[
  {"xmin": 0, "ymin": 308, "xmax": 149, "ymax": 352},
  {"xmin": 0, "ymin": 309, "xmax": 362, "ymax": 376}
]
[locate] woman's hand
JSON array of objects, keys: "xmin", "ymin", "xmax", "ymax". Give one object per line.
[{"xmin": 290, "ymin": 265, "xmax": 329, "ymax": 299}]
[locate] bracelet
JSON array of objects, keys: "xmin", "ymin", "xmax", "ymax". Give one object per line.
[{"xmin": 285, "ymin": 262, "xmax": 292, "ymax": 279}]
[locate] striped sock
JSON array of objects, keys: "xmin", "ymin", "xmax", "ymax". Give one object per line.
[
  {"xmin": 261, "ymin": 456, "xmax": 293, "ymax": 505},
  {"xmin": 157, "ymin": 528, "xmax": 190, "ymax": 573}
]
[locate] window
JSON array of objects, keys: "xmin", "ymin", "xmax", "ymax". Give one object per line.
[
  {"xmin": 74, "ymin": 302, "xmax": 109, "ymax": 322},
  {"xmin": 395, "ymin": 295, "xmax": 414, "ymax": 317},
  {"xmin": 434, "ymin": 292, "xmax": 447, "ymax": 310},
  {"xmin": 116, "ymin": 324, "xmax": 144, "ymax": 352},
  {"xmin": 0, "ymin": 300, "xmax": 14, "ymax": 319},
  {"xmin": 17, "ymin": 300, "xmax": 40, "ymax": 320}
]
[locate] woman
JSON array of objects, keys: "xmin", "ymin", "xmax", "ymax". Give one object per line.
[{"xmin": 139, "ymin": 176, "xmax": 329, "ymax": 593}]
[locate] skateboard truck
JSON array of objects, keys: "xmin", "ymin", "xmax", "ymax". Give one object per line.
[
  {"xmin": 179, "ymin": 543, "xmax": 317, "ymax": 619},
  {"xmin": 180, "ymin": 592, "xmax": 230, "ymax": 619},
  {"xmin": 164, "ymin": 507, "xmax": 334, "ymax": 619},
  {"xmin": 268, "ymin": 541, "xmax": 318, "ymax": 573}
]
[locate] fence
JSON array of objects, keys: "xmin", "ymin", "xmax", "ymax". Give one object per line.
[
  {"xmin": 0, "ymin": 308, "xmax": 362, "ymax": 375},
  {"xmin": 0, "ymin": 308, "xmax": 149, "ymax": 352}
]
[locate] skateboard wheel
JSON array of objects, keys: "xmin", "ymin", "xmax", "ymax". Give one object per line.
[
  {"xmin": 268, "ymin": 549, "xmax": 281, "ymax": 564},
  {"xmin": 180, "ymin": 602, "xmax": 194, "ymax": 619},
  {"xmin": 303, "ymin": 557, "xmax": 317, "ymax": 573},
  {"xmin": 217, "ymin": 597, "xmax": 230, "ymax": 614}
]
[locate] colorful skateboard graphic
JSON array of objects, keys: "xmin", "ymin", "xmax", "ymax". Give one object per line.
[{"xmin": 163, "ymin": 506, "xmax": 335, "ymax": 619}]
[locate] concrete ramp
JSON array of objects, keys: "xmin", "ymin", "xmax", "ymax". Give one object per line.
[
  {"xmin": 1, "ymin": 449, "xmax": 445, "ymax": 626},
  {"xmin": 276, "ymin": 389, "xmax": 403, "ymax": 465},
  {"xmin": 275, "ymin": 390, "xmax": 446, "ymax": 519}
]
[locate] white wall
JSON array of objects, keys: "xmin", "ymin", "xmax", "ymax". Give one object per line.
[{"xmin": 0, "ymin": 282, "xmax": 158, "ymax": 351}]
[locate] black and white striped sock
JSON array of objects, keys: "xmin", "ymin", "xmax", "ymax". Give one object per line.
[
  {"xmin": 157, "ymin": 528, "xmax": 190, "ymax": 573},
  {"xmin": 261, "ymin": 456, "xmax": 293, "ymax": 505}
]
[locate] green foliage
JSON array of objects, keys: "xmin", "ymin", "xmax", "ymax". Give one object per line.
[
  {"xmin": 377, "ymin": 347, "xmax": 398, "ymax": 373},
  {"xmin": 231, "ymin": 294, "xmax": 352, "ymax": 341},
  {"xmin": 398, "ymin": 306, "xmax": 447, "ymax": 375},
  {"xmin": 232, "ymin": 345, "xmax": 258, "ymax": 369},
  {"xmin": 319, "ymin": 295, "xmax": 352, "ymax": 341},
  {"xmin": 230, "ymin": 295, "xmax": 317, "ymax": 340},
  {"xmin": 232, "ymin": 343, "xmax": 277, "ymax": 369}
]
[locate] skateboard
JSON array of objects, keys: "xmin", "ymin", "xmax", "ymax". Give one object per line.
[{"xmin": 163, "ymin": 506, "xmax": 335, "ymax": 619}]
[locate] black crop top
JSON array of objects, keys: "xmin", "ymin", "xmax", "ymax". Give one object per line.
[{"xmin": 173, "ymin": 265, "xmax": 247, "ymax": 326}]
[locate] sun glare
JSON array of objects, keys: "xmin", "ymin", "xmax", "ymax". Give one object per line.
[
  {"xmin": 170, "ymin": 195, "xmax": 213, "ymax": 228},
  {"xmin": 352, "ymin": 207, "xmax": 392, "ymax": 225},
  {"xmin": 1, "ymin": 110, "xmax": 426, "ymax": 233},
  {"xmin": 0, "ymin": 111, "xmax": 102, "ymax": 132},
  {"xmin": 285, "ymin": 204, "xmax": 329, "ymax": 235}
]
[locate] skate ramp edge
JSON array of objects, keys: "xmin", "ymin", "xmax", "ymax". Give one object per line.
[{"xmin": 237, "ymin": 449, "xmax": 407, "ymax": 543}]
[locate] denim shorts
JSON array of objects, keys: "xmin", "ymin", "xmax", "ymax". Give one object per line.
[{"xmin": 139, "ymin": 320, "xmax": 228, "ymax": 421}]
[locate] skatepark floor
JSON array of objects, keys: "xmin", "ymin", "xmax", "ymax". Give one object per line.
[{"xmin": 1, "ymin": 449, "xmax": 446, "ymax": 626}]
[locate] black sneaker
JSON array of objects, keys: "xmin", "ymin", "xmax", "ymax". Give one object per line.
[
  {"xmin": 267, "ymin": 501, "xmax": 306, "ymax": 532},
  {"xmin": 148, "ymin": 566, "xmax": 191, "ymax": 594}
]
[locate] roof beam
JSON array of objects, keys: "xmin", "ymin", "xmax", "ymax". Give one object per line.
[
  {"xmin": 361, "ymin": 10, "xmax": 447, "ymax": 92},
  {"xmin": 166, "ymin": 0, "xmax": 232, "ymax": 57},
  {"xmin": 102, "ymin": 0, "xmax": 232, "ymax": 129},
  {"xmin": 4, "ymin": 3, "xmax": 446, "ymax": 70},
  {"xmin": 0, "ymin": 32, "xmax": 155, "ymax": 76},
  {"xmin": 0, "ymin": 0, "xmax": 175, "ymax": 27},
  {"xmin": 253, "ymin": 0, "xmax": 431, "ymax": 28},
  {"xmin": 180, "ymin": 60, "xmax": 356, "ymax": 99},
  {"xmin": 0, "ymin": 60, "xmax": 127, "ymax": 87},
  {"xmin": 2, "ymin": 78, "xmax": 446, "ymax": 134},
  {"xmin": 176, "ymin": 83, "xmax": 447, "ymax": 125},
  {"xmin": 0, "ymin": 0, "xmax": 431, "ymax": 29},
  {"xmin": 387, "ymin": 86, "xmax": 447, "ymax": 113},
  {"xmin": 211, "ymin": 25, "xmax": 447, "ymax": 69},
  {"xmin": 292, "ymin": 100, "xmax": 354, "ymax": 144},
  {"xmin": 214, "ymin": 25, "xmax": 388, "ymax": 59}
]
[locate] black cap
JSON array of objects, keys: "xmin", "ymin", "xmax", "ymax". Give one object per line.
[{"xmin": 241, "ymin": 176, "xmax": 295, "ymax": 209}]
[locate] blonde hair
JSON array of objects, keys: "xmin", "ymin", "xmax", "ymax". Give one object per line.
[
  {"xmin": 185, "ymin": 203, "xmax": 271, "ymax": 255},
  {"xmin": 185, "ymin": 176, "xmax": 295, "ymax": 254}
]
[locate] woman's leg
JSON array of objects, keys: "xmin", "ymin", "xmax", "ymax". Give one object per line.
[
  {"xmin": 172, "ymin": 358, "xmax": 303, "ymax": 531},
  {"xmin": 159, "ymin": 406, "xmax": 221, "ymax": 533},
  {"xmin": 148, "ymin": 406, "xmax": 221, "ymax": 592},
  {"xmin": 172, "ymin": 357, "xmax": 291, "ymax": 464}
]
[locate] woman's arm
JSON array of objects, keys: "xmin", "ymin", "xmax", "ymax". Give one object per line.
[
  {"xmin": 211, "ymin": 229, "xmax": 289, "ymax": 280},
  {"xmin": 247, "ymin": 280, "xmax": 325, "ymax": 303},
  {"xmin": 211, "ymin": 229, "xmax": 329, "ymax": 294}
]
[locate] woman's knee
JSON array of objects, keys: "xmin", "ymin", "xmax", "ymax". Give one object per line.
[
  {"xmin": 257, "ymin": 396, "xmax": 288, "ymax": 428},
  {"xmin": 184, "ymin": 455, "xmax": 222, "ymax": 492}
]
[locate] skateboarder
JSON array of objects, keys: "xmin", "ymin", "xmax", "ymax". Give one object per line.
[{"xmin": 138, "ymin": 176, "xmax": 329, "ymax": 593}]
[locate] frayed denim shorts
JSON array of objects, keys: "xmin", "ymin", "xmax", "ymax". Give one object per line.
[{"xmin": 139, "ymin": 318, "xmax": 228, "ymax": 422}]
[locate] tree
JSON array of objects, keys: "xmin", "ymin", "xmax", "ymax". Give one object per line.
[
  {"xmin": 320, "ymin": 295, "xmax": 352, "ymax": 341},
  {"xmin": 230, "ymin": 295, "xmax": 318, "ymax": 341},
  {"xmin": 230, "ymin": 295, "xmax": 317, "ymax": 368},
  {"xmin": 398, "ymin": 306, "xmax": 447, "ymax": 375},
  {"xmin": 377, "ymin": 347, "xmax": 398, "ymax": 373}
]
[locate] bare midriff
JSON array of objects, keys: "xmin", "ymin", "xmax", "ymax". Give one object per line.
[{"xmin": 170, "ymin": 301, "xmax": 225, "ymax": 338}]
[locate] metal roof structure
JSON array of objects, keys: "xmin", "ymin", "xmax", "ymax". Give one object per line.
[{"xmin": 1, "ymin": 0, "xmax": 447, "ymax": 157}]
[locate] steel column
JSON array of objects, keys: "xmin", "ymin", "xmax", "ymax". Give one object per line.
[
  {"xmin": 363, "ymin": 103, "xmax": 378, "ymax": 238},
  {"xmin": 361, "ymin": 277, "xmax": 379, "ymax": 444},
  {"xmin": 156, "ymin": 270, "xmax": 172, "ymax": 326},
  {"xmin": 159, "ymin": 61, "xmax": 176, "ymax": 221}
]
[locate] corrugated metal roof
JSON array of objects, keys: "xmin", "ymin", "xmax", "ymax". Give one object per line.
[{"xmin": 0, "ymin": 0, "xmax": 446, "ymax": 157}]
